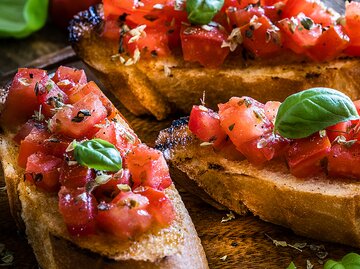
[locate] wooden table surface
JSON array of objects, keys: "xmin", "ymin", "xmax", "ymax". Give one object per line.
[{"xmin": 0, "ymin": 1, "xmax": 359, "ymax": 268}]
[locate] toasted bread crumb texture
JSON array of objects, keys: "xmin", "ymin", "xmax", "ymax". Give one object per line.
[{"xmin": 156, "ymin": 119, "xmax": 360, "ymax": 248}]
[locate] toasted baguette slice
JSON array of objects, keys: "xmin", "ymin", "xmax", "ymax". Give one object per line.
[
  {"xmin": 155, "ymin": 118, "xmax": 360, "ymax": 248},
  {"xmin": 70, "ymin": 5, "xmax": 360, "ymax": 120},
  {"xmin": 0, "ymin": 87, "xmax": 208, "ymax": 269}
]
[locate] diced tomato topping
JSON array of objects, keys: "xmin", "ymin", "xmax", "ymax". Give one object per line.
[
  {"xmin": 96, "ymin": 191, "xmax": 152, "ymax": 239},
  {"xmin": 227, "ymin": 6, "xmax": 265, "ymax": 28},
  {"xmin": 52, "ymin": 66, "xmax": 87, "ymax": 93},
  {"xmin": 281, "ymin": 0, "xmax": 338, "ymax": 27},
  {"xmin": 328, "ymin": 143, "xmax": 360, "ymax": 179},
  {"xmin": 59, "ymin": 162, "xmax": 94, "ymax": 189},
  {"xmin": 188, "ymin": 105, "xmax": 227, "ymax": 148},
  {"xmin": 123, "ymin": 26, "xmax": 171, "ymax": 58},
  {"xmin": 18, "ymin": 125, "xmax": 70, "ymax": 168},
  {"xmin": 35, "ymin": 77, "xmax": 69, "ymax": 117},
  {"xmin": 180, "ymin": 25, "xmax": 230, "ymax": 68},
  {"xmin": 18, "ymin": 125, "xmax": 50, "ymax": 168},
  {"xmin": 307, "ymin": 25, "xmax": 349, "ymax": 62},
  {"xmin": 326, "ymin": 120, "xmax": 353, "ymax": 143},
  {"xmin": 0, "ymin": 68, "xmax": 46, "ymax": 130},
  {"xmin": 49, "ymin": 92, "xmax": 107, "ymax": 139},
  {"xmin": 286, "ymin": 133, "xmax": 331, "ymax": 178},
  {"xmin": 344, "ymin": 2, "xmax": 360, "ymax": 56},
  {"xmin": 13, "ymin": 120, "xmax": 43, "ymax": 144},
  {"xmin": 93, "ymin": 169, "xmax": 131, "ymax": 202},
  {"xmin": 59, "ymin": 187, "xmax": 98, "ymax": 236},
  {"xmin": 68, "ymin": 81, "xmax": 115, "ymax": 118},
  {"xmin": 126, "ymin": 144, "xmax": 172, "ymax": 190},
  {"xmin": 277, "ymin": 14, "xmax": 322, "ymax": 55},
  {"xmin": 237, "ymin": 132, "xmax": 289, "ymax": 165},
  {"xmin": 241, "ymin": 15, "xmax": 282, "ymax": 57},
  {"xmin": 264, "ymin": 101, "xmax": 281, "ymax": 123},
  {"xmin": 94, "ymin": 121, "xmax": 139, "ymax": 159},
  {"xmin": 135, "ymin": 187, "xmax": 175, "ymax": 227},
  {"xmin": 24, "ymin": 152, "xmax": 63, "ymax": 193},
  {"xmin": 219, "ymin": 97, "xmax": 271, "ymax": 147},
  {"xmin": 260, "ymin": 0, "xmax": 287, "ymax": 6}
]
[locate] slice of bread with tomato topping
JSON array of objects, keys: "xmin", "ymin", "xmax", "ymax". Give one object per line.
[
  {"xmin": 155, "ymin": 94, "xmax": 360, "ymax": 248},
  {"xmin": 70, "ymin": 2, "xmax": 360, "ymax": 120},
  {"xmin": 0, "ymin": 67, "xmax": 208, "ymax": 269}
]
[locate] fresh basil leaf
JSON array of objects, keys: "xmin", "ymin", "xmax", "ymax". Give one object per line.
[
  {"xmin": 274, "ymin": 88, "xmax": 359, "ymax": 139},
  {"xmin": 324, "ymin": 253, "xmax": 360, "ymax": 269},
  {"xmin": 0, "ymin": 0, "xmax": 48, "ymax": 38},
  {"xmin": 74, "ymin": 139, "xmax": 122, "ymax": 172},
  {"xmin": 286, "ymin": 261, "xmax": 297, "ymax": 269},
  {"xmin": 186, "ymin": 0, "xmax": 224, "ymax": 25}
]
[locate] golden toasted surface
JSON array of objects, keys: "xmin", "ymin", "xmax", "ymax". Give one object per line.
[{"xmin": 156, "ymin": 118, "xmax": 360, "ymax": 248}]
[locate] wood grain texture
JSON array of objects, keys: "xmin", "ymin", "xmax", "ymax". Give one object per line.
[{"xmin": 1, "ymin": 1, "xmax": 359, "ymax": 268}]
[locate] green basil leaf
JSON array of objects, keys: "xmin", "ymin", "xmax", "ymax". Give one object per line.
[
  {"xmin": 0, "ymin": 0, "xmax": 48, "ymax": 38},
  {"xmin": 274, "ymin": 88, "xmax": 359, "ymax": 139},
  {"xmin": 286, "ymin": 261, "xmax": 296, "ymax": 269},
  {"xmin": 324, "ymin": 253, "xmax": 360, "ymax": 269},
  {"xmin": 186, "ymin": 0, "xmax": 224, "ymax": 25},
  {"xmin": 74, "ymin": 139, "xmax": 122, "ymax": 172}
]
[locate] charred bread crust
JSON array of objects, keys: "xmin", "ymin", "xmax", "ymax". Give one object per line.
[
  {"xmin": 70, "ymin": 5, "xmax": 360, "ymax": 120},
  {"xmin": 0, "ymin": 86, "xmax": 208, "ymax": 268},
  {"xmin": 156, "ymin": 119, "xmax": 360, "ymax": 248}
]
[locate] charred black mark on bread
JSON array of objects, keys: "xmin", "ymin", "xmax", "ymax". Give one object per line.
[
  {"xmin": 305, "ymin": 72, "xmax": 321, "ymax": 79},
  {"xmin": 155, "ymin": 117, "xmax": 190, "ymax": 152},
  {"xmin": 68, "ymin": 5, "xmax": 103, "ymax": 43},
  {"xmin": 208, "ymin": 163, "xmax": 225, "ymax": 171}
]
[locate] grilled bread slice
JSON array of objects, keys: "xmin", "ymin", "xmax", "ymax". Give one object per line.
[
  {"xmin": 0, "ymin": 83, "xmax": 208, "ymax": 269},
  {"xmin": 70, "ymin": 5, "xmax": 360, "ymax": 120},
  {"xmin": 155, "ymin": 117, "xmax": 360, "ymax": 248}
]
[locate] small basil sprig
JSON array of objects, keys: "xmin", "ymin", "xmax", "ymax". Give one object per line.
[
  {"xmin": 186, "ymin": 0, "xmax": 224, "ymax": 25},
  {"xmin": 73, "ymin": 139, "xmax": 122, "ymax": 172},
  {"xmin": 324, "ymin": 253, "xmax": 360, "ymax": 269},
  {"xmin": 274, "ymin": 88, "xmax": 359, "ymax": 139}
]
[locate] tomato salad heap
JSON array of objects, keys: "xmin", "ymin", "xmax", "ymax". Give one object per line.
[
  {"xmin": 188, "ymin": 88, "xmax": 360, "ymax": 179},
  {"xmin": 0, "ymin": 66, "xmax": 175, "ymax": 238},
  {"xmin": 103, "ymin": 0, "xmax": 360, "ymax": 68}
]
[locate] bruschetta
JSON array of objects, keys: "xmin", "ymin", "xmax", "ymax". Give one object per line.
[
  {"xmin": 70, "ymin": 0, "xmax": 360, "ymax": 120},
  {"xmin": 156, "ymin": 88, "xmax": 360, "ymax": 247},
  {"xmin": 0, "ymin": 66, "xmax": 208, "ymax": 269}
]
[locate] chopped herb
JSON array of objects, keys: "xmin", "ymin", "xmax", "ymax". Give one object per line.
[
  {"xmin": 151, "ymin": 50, "xmax": 158, "ymax": 57},
  {"xmin": 220, "ymin": 255, "xmax": 228, "ymax": 261},
  {"xmin": 32, "ymin": 105, "xmax": 45, "ymax": 122},
  {"xmin": 0, "ymin": 243, "xmax": 13, "ymax": 267},
  {"xmin": 300, "ymin": 16, "xmax": 314, "ymax": 30},
  {"xmin": 117, "ymin": 184, "xmax": 131, "ymax": 192},
  {"xmin": 228, "ymin": 123, "xmax": 235, "ymax": 131},
  {"xmin": 72, "ymin": 109, "xmax": 91, "ymax": 123},
  {"xmin": 319, "ymin": 130, "xmax": 326, "ymax": 138},
  {"xmin": 221, "ymin": 211, "xmax": 235, "ymax": 223},
  {"xmin": 119, "ymin": 13, "xmax": 128, "ymax": 22},
  {"xmin": 333, "ymin": 135, "xmax": 357, "ymax": 148},
  {"xmin": 18, "ymin": 77, "xmax": 31, "ymax": 86},
  {"xmin": 245, "ymin": 29, "xmax": 253, "ymax": 38},
  {"xmin": 264, "ymin": 233, "xmax": 303, "ymax": 252},
  {"xmin": 306, "ymin": 260, "xmax": 314, "ymax": 269},
  {"xmin": 200, "ymin": 142, "xmax": 214, "ymax": 147}
]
